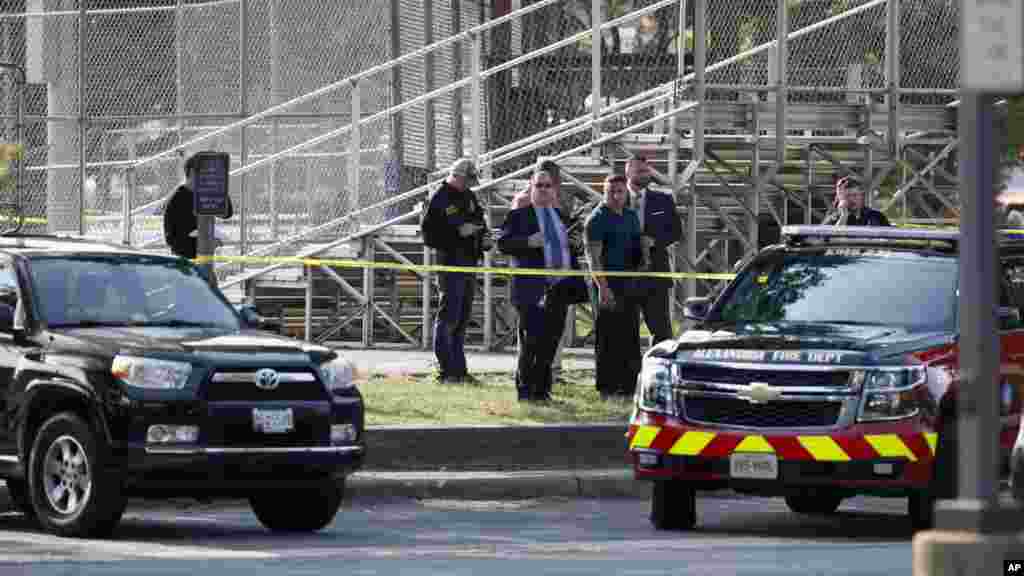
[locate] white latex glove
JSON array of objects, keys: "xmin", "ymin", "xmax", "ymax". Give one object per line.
[
  {"xmin": 527, "ymin": 231, "xmax": 545, "ymax": 248},
  {"xmin": 458, "ymin": 222, "xmax": 482, "ymax": 237}
]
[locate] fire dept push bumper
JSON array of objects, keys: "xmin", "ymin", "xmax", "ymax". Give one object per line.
[{"xmin": 627, "ymin": 413, "xmax": 937, "ymax": 495}]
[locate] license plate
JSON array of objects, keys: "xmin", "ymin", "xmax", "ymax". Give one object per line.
[
  {"xmin": 252, "ymin": 408, "xmax": 294, "ymax": 434},
  {"xmin": 729, "ymin": 453, "xmax": 778, "ymax": 479}
]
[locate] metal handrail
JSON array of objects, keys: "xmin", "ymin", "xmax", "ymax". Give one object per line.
[
  {"xmin": 219, "ymin": 98, "xmax": 701, "ymax": 289},
  {"xmin": 209, "ymin": 0, "xmax": 899, "ymax": 270}
]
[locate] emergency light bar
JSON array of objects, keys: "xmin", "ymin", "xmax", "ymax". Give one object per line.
[{"xmin": 781, "ymin": 225, "xmax": 960, "ymax": 244}]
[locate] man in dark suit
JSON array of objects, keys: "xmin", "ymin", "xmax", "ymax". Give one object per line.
[
  {"xmin": 626, "ymin": 156, "xmax": 682, "ymax": 345},
  {"xmin": 498, "ymin": 168, "xmax": 585, "ymax": 402}
]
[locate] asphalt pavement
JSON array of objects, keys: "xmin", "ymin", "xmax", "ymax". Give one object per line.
[{"xmin": 0, "ymin": 494, "xmax": 917, "ymax": 575}]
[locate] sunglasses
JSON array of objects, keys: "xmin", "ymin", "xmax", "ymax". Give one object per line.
[{"xmin": 534, "ymin": 183, "xmax": 553, "ymax": 189}]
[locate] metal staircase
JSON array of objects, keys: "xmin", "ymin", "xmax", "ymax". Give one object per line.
[{"xmin": 116, "ymin": 0, "xmax": 959, "ymax": 350}]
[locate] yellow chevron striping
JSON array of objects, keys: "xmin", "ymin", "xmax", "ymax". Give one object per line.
[
  {"xmin": 924, "ymin": 432, "xmax": 937, "ymax": 456},
  {"xmin": 797, "ymin": 436, "xmax": 850, "ymax": 461},
  {"xmin": 668, "ymin": 430, "xmax": 717, "ymax": 456},
  {"xmin": 629, "ymin": 426, "xmax": 661, "ymax": 450},
  {"xmin": 734, "ymin": 435, "xmax": 775, "ymax": 454},
  {"xmin": 865, "ymin": 434, "xmax": 917, "ymax": 462}
]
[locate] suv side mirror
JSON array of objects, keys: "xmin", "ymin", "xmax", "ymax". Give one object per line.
[
  {"xmin": 684, "ymin": 297, "xmax": 711, "ymax": 321},
  {"xmin": 237, "ymin": 303, "xmax": 282, "ymax": 334},
  {"xmin": 1000, "ymin": 306, "xmax": 1021, "ymax": 329}
]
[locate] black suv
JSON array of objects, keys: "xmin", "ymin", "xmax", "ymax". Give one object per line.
[{"xmin": 0, "ymin": 234, "xmax": 365, "ymax": 537}]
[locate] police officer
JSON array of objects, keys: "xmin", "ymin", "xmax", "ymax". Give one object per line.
[
  {"xmin": 821, "ymin": 176, "xmax": 890, "ymax": 227},
  {"xmin": 424, "ymin": 158, "xmax": 491, "ymax": 384}
]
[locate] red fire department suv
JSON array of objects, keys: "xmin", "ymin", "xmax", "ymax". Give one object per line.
[{"xmin": 627, "ymin": 225, "xmax": 1022, "ymax": 531}]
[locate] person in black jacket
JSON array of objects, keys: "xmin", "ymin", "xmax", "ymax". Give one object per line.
[
  {"xmin": 424, "ymin": 158, "xmax": 491, "ymax": 384},
  {"xmin": 163, "ymin": 154, "xmax": 234, "ymax": 260},
  {"xmin": 820, "ymin": 176, "xmax": 890, "ymax": 227}
]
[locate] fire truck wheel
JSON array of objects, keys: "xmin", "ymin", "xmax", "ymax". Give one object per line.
[
  {"xmin": 784, "ymin": 493, "xmax": 842, "ymax": 515},
  {"xmin": 650, "ymin": 480, "xmax": 696, "ymax": 530}
]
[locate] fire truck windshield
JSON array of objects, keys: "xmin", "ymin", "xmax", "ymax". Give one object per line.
[{"xmin": 709, "ymin": 250, "xmax": 958, "ymax": 332}]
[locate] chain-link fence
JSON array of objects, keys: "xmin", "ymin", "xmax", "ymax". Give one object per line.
[{"xmin": 0, "ymin": 0, "xmax": 960, "ymax": 259}]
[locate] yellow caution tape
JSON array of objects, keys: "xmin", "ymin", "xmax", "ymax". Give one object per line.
[{"xmin": 192, "ymin": 254, "xmax": 738, "ymax": 281}]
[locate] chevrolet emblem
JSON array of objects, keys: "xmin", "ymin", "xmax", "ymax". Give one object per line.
[{"xmin": 742, "ymin": 382, "xmax": 782, "ymax": 404}]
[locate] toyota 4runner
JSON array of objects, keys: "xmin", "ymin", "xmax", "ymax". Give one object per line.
[
  {"xmin": 0, "ymin": 234, "xmax": 365, "ymax": 537},
  {"xmin": 628, "ymin": 225, "xmax": 1023, "ymax": 532}
]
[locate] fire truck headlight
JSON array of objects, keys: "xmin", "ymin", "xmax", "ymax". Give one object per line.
[
  {"xmin": 857, "ymin": 368, "xmax": 926, "ymax": 422},
  {"xmin": 637, "ymin": 360, "xmax": 677, "ymax": 416}
]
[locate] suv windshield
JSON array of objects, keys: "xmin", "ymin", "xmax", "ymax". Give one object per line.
[
  {"xmin": 709, "ymin": 249, "xmax": 958, "ymax": 331},
  {"xmin": 27, "ymin": 255, "xmax": 240, "ymax": 330}
]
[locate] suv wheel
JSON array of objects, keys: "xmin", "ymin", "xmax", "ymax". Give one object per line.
[
  {"xmin": 5, "ymin": 478, "xmax": 34, "ymax": 517},
  {"xmin": 650, "ymin": 480, "xmax": 696, "ymax": 530},
  {"xmin": 784, "ymin": 493, "xmax": 843, "ymax": 515},
  {"xmin": 28, "ymin": 412, "xmax": 125, "ymax": 538},
  {"xmin": 249, "ymin": 478, "xmax": 344, "ymax": 532}
]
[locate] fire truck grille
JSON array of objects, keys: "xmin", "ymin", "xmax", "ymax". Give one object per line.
[{"xmin": 683, "ymin": 396, "xmax": 842, "ymax": 428}]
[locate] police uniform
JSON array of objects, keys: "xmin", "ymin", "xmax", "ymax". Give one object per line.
[{"xmin": 426, "ymin": 173, "xmax": 487, "ymax": 382}]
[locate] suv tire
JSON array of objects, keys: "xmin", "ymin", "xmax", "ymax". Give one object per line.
[
  {"xmin": 28, "ymin": 412, "xmax": 126, "ymax": 538},
  {"xmin": 5, "ymin": 478, "xmax": 33, "ymax": 517},
  {"xmin": 650, "ymin": 480, "xmax": 697, "ymax": 530},
  {"xmin": 784, "ymin": 493, "xmax": 843, "ymax": 515},
  {"xmin": 249, "ymin": 478, "xmax": 344, "ymax": 532}
]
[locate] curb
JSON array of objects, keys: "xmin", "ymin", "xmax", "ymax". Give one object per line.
[
  {"xmin": 346, "ymin": 469, "xmax": 650, "ymax": 500},
  {"xmin": 363, "ymin": 423, "xmax": 632, "ymax": 471}
]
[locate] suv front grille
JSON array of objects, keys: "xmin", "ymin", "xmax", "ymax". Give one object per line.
[
  {"xmin": 684, "ymin": 396, "xmax": 842, "ymax": 428},
  {"xmin": 203, "ymin": 369, "xmax": 328, "ymax": 402},
  {"xmin": 680, "ymin": 364, "xmax": 850, "ymax": 388}
]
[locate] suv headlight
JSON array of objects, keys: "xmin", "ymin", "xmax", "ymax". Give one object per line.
[
  {"xmin": 111, "ymin": 355, "xmax": 192, "ymax": 390},
  {"xmin": 320, "ymin": 357, "xmax": 359, "ymax": 392},
  {"xmin": 857, "ymin": 367, "xmax": 925, "ymax": 422},
  {"xmin": 637, "ymin": 359, "xmax": 677, "ymax": 416}
]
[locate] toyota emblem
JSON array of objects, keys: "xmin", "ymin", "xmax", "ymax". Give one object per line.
[{"xmin": 255, "ymin": 368, "xmax": 280, "ymax": 390}]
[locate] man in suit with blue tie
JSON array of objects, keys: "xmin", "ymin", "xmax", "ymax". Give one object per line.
[
  {"xmin": 626, "ymin": 156, "xmax": 683, "ymax": 345},
  {"xmin": 498, "ymin": 168, "xmax": 583, "ymax": 402}
]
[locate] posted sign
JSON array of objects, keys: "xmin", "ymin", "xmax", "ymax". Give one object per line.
[
  {"xmin": 190, "ymin": 152, "xmax": 231, "ymax": 217},
  {"xmin": 963, "ymin": 0, "xmax": 1024, "ymax": 91}
]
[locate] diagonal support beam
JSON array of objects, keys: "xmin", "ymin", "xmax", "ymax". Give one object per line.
[
  {"xmin": 904, "ymin": 145, "xmax": 959, "ymax": 186},
  {"xmin": 313, "ymin": 262, "xmax": 415, "ymax": 344},
  {"xmin": 884, "ymin": 139, "xmax": 959, "ymax": 212}
]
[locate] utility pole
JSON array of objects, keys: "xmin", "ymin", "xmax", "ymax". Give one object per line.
[{"xmin": 914, "ymin": 1, "xmax": 1024, "ymax": 573}]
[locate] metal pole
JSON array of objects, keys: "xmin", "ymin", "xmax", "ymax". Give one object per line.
[
  {"xmin": 78, "ymin": 1, "xmax": 86, "ymax": 236},
  {"xmin": 885, "ymin": 0, "xmax": 901, "ymax": 195},
  {"xmin": 363, "ymin": 236, "xmax": 375, "ymax": 346},
  {"xmin": 176, "ymin": 0, "xmax": 184, "ymax": 169},
  {"xmin": 591, "ymin": 0, "xmax": 602, "ymax": 158},
  {"xmin": 390, "ymin": 0, "xmax": 407, "ymax": 165},
  {"xmin": 450, "ymin": 0, "xmax": 463, "ymax": 159},
  {"xmin": 948, "ymin": 91, "xmax": 1001, "ymax": 517},
  {"xmin": 269, "ymin": 0, "xmax": 281, "ymax": 240},
  {"xmin": 775, "ymin": 0, "xmax": 787, "ymax": 170},
  {"xmin": 123, "ymin": 133, "xmax": 135, "ymax": 245},
  {"xmin": 239, "ymin": 0, "xmax": 249, "ymax": 257},
  {"xmin": 422, "ymin": 245, "xmax": 432, "ymax": 350},
  {"xmin": 424, "ymin": 0, "xmax": 436, "ymax": 171},
  {"xmin": 667, "ymin": 0, "xmax": 686, "ymax": 329},
  {"xmin": 470, "ymin": 31, "xmax": 492, "ymax": 349},
  {"xmin": 305, "ymin": 264, "xmax": 313, "ymax": 342},
  {"xmin": 689, "ymin": 0, "xmax": 706, "ymax": 301},
  {"xmin": 350, "ymin": 79, "xmax": 361, "ymax": 217}
]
